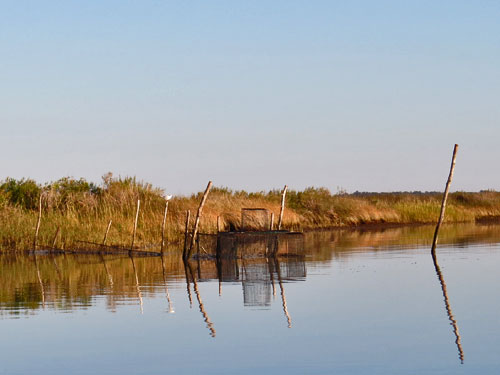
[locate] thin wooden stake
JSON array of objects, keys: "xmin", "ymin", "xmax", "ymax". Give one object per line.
[
  {"xmin": 103, "ymin": 220, "xmax": 112, "ymax": 246},
  {"xmin": 188, "ymin": 181, "xmax": 213, "ymax": 258},
  {"xmin": 51, "ymin": 226, "xmax": 61, "ymax": 250},
  {"xmin": 217, "ymin": 216, "xmax": 221, "ymax": 233},
  {"xmin": 183, "ymin": 210, "xmax": 191, "ymax": 259},
  {"xmin": 161, "ymin": 201, "xmax": 169, "ymax": 252},
  {"xmin": 33, "ymin": 194, "xmax": 43, "ymax": 250},
  {"xmin": 131, "ymin": 199, "xmax": 140, "ymax": 252},
  {"xmin": 431, "ymin": 144, "xmax": 459, "ymax": 253},
  {"xmin": 278, "ymin": 185, "xmax": 288, "ymax": 230},
  {"xmin": 270, "ymin": 212, "xmax": 275, "ymax": 231}
]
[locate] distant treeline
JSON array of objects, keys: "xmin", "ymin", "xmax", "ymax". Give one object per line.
[{"xmin": 1, "ymin": 174, "xmax": 500, "ymax": 251}]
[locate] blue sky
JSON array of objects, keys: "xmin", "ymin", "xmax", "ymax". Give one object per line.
[{"xmin": 1, "ymin": 1, "xmax": 499, "ymax": 194}]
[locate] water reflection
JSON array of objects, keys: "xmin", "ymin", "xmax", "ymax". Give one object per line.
[
  {"xmin": 0, "ymin": 222, "xmax": 496, "ymax": 318},
  {"xmin": 33, "ymin": 254, "xmax": 45, "ymax": 309},
  {"xmin": 186, "ymin": 262, "xmax": 216, "ymax": 337},
  {"xmin": 0, "ymin": 222, "xmax": 495, "ymax": 358},
  {"xmin": 160, "ymin": 254, "xmax": 174, "ymax": 313},
  {"xmin": 431, "ymin": 250, "xmax": 465, "ymax": 363},
  {"xmin": 3, "ymin": 223, "xmax": 500, "ymax": 373},
  {"xmin": 129, "ymin": 255, "xmax": 143, "ymax": 314}
]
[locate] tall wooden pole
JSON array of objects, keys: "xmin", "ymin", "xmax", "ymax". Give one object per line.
[
  {"xmin": 51, "ymin": 226, "xmax": 61, "ymax": 250},
  {"xmin": 33, "ymin": 193, "xmax": 43, "ymax": 250},
  {"xmin": 270, "ymin": 212, "xmax": 275, "ymax": 231},
  {"xmin": 102, "ymin": 220, "xmax": 112, "ymax": 246},
  {"xmin": 188, "ymin": 181, "xmax": 213, "ymax": 258},
  {"xmin": 431, "ymin": 144, "xmax": 458, "ymax": 253},
  {"xmin": 130, "ymin": 199, "xmax": 140, "ymax": 252},
  {"xmin": 217, "ymin": 216, "xmax": 221, "ymax": 233},
  {"xmin": 183, "ymin": 210, "xmax": 191, "ymax": 260},
  {"xmin": 278, "ymin": 185, "xmax": 288, "ymax": 230},
  {"xmin": 161, "ymin": 201, "xmax": 169, "ymax": 253}
]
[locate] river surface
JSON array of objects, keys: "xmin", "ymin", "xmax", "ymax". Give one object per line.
[{"xmin": 1, "ymin": 223, "xmax": 500, "ymax": 374}]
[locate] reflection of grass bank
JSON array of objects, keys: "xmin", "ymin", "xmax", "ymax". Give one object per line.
[
  {"xmin": 304, "ymin": 222, "xmax": 500, "ymax": 262},
  {"xmin": 1, "ymin": 175, "xmax": 500, "ymax": 251}
]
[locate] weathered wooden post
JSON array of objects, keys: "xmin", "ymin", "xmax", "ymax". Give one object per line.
[
  {"xmin": 188, "ymin": 181, "xmax": 213, "ymax": 258},
  {"xmin": 182, "ymin": 210, "xmax": 191, "ymax": 260},
  {"xmin": 103, "ymin": 220, "xmax": 112, "ymax": 246},
  {"xmin": 161, "ymin": 200, "xmax": 170, "ymax": 253},
  {"xmin": 33, "ymin": 193, "xmax": 43, "ymax": 250},
  {"xmin": 278, "ymin": 185, "xmax": 288, "ymax": 230},
  {"xmin": 130, "ymin": 199, "xmax": 140, "ymax": 252},
  {"xmin": 270, "ymin": 212, "xmax": 275, "ymax": 231},
  {"xmin": 431, "ymin": 144, "xmax": 459, "ymax": 253},
  {"xmin": 51, "ymin": 226, "xmax": 61, "ymax": 250},
  {"xmin": 217, "ymin": 216, "xmax": 221, "ymax": 233}
]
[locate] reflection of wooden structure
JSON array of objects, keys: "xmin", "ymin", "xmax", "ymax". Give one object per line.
[
  {"xmin": 431, "ymin": 251, "xmax": 464, "ymax": 364},
  {"xmin": 213, "ymin": 231, "xmax": 304, "ymax": 259}
]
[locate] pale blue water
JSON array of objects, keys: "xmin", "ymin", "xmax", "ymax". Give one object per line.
[{"xmin": 1, "ymin": 224, "xmax": 500, "ymax": 374}]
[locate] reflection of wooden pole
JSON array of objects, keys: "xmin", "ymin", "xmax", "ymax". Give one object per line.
[
  {"xmin": 187, "ymin": 262, "xmax": 216, "ymax": 337},
  {"xmin": 183, "ymin": 260, "xmax": 193, "ymax": 307},
  {"xmin": 130, "ymin": 199, "xmax": 141, "ymax": 252},
  {"xmin": 161, "ymin": 254, "xmax": 174, "ymax": 313},
  {"xmin": 50, "ymin": 253, "xmax": 62, "ymax": 278},
  {"xmin": 278, "ymin": 185, "xmax": 288, "ymax": 230},
  {"xmin": 100, "ymin": 253, "xmax": 114, "ymax": 287},
  {"xmin": 274, "ymin": 257, "xmax": 292, "ymax": 328},
  {"xmin": 431, "ymin": 251, "xmax": 464, "ymax": 363},
  {"xmin": 217, "ymin": 259, "xmax": 222, "ymax": 297},
  {"xmin": 183, "ymin": 210, "xmax": 191, "ymax": 259},
  {"xmin": 267, "ymin": 256, "xmax": 277, "ymax": 297},
  {"xmin": 432, "ymin": 145, "xmax": 458, "ymax": 253},
  {"xmin": 188, "ymin": 181, "xmax": 213, "ymax": 258},
  {"xmin": 33, "ymin": 254, "xmax": 45, "ymax": 308},
  {"xmin": 161, "ymin": 201, "xmax": 169, "ymax": 253},
  {"xmin": 33, "ymin": 194, "xmax": 43, "ymax": 250},
  {"xmin": 130, "ymin": 255, "xmax": 143, "ymax": 314},
  {"xmin": 270, "ymin": 213, "xmax": 275, "ymax": 231}
]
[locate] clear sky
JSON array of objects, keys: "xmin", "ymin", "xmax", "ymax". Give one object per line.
[{"xmin": 1, "ymin": 1, "xmax": 499, "ymax": 194}]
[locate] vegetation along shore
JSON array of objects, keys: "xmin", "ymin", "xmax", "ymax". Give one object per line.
[{"xmin": 1, "ymin": 174, "xmax": 500, "ymax": 252}]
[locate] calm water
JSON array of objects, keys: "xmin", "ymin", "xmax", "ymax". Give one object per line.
[{"xmin": 1, "ymin": 223, "xmax": 500, "ymax": 374}]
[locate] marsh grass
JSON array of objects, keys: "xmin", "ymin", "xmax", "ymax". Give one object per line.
[{"xmin": 1, "ymin": 175, "xmax": 500, "ymax": 252}]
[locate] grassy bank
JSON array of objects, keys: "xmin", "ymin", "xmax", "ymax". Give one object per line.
[{"xmin": 1, "ymin": 175, "xmax": 500, "ymax": 251}]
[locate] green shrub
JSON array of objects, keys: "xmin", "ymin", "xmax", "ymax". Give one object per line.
[{"xmin": 0, "ymin": 178, "xmax": 41, "ymax": 210}]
